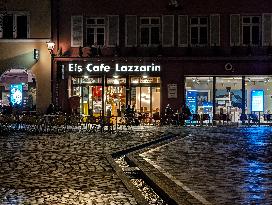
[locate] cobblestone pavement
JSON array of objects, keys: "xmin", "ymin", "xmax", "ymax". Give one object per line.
[
  {"xmin": 140, "ymin": 127, "xmax": 272, "ymax": 205},
  {"xmin": 0, "ymin": 127, "xmax": 166, "ymax": 205}
]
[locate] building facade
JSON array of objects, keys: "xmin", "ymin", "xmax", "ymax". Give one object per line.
[
  {"xmin": 51, "ymin": 0, "xmax": 272, "ymax": 122},
  {"xmin": 0, "ymin": 0, "xmax": 51, "ymax": 113}
]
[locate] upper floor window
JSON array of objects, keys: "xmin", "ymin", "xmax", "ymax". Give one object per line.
[
  {"xmin": 140, "ymin": 17, "xmax": 160, "ymax": 46},
  {"xmin": 86, "ymin": 17, "xmax": 105, "ymax": 46},
  {"xmin": 190, "ymin": 17, "xmax": 208, "ymax": 46},
  {"xmin": 242, "ymin": 16, "xmax": 260, "ymax": 46},
  {"xmin": 1, "ymin": 13, "xmax": 29, "ymax": 39}
]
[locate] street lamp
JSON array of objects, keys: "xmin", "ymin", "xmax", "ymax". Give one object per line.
[
  {"xmin": 46, "ymin": 40, "xmax": 55, "ymax": 55},
  {"xmin": 46, "ymin": 40, "xmax": 55, "ymax": 105}
]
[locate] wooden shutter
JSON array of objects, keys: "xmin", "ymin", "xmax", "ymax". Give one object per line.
[
  {"xmin": 125, "ymin": 15, "xmax": 137, "ymax": 47},
  {"xmin": 0, "ymin": 14, "xmax": 3, "ymax": 38},
  {"xmin": 178, "ymin": 15, "xmax": 188, "ymax": 47},
  {"xmin": 210, "ymin": 14, "xmax": 220, "ymax": 46},
  {"xmin": 230, "ymin": 14, "xmax": 240, "ymax": 46},
  {"xmin": 162, "ymin": 15, "xmax": 174, "ymax": 47},
  {"xmin": 71, "ymin": 16, "xmax": 83, "ymax": 47},
  {"xmin": 108, "ymin": 15, "xmax": 119, "ymax": 47},
  {"xmin": 262, "ymin": 13, "xmax": 272, "ymax": 46}
]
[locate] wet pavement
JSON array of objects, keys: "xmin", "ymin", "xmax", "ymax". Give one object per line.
[
  {"xmin": 0, "ymin": 127, "xmax": 165, "ymax": 205},
  {"xmin": 140, "ymin": 127, "xmax": 272, "ymax": 205}
]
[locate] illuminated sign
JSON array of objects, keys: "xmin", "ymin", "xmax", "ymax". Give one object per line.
[
  {"xmin": 10, "ymin": 84, "xmax": 23, "ymax": 106},
  {"xmin": 186, "ymin": 90, "xmax": 197, "ymax": 114},
  {"xmin": 68, "ymin": 63, "xmax": 161, "ymax": 73},
  {"xmin": 251, "ymin": 90, "xmax": 264, "ymax": 112}
]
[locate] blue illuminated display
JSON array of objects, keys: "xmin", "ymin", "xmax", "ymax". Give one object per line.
[
  {"xmin": 10, "ymin": 84, "xmax": 23, "ymax": 106},
  {"xmin": 251, "ymin": 90, "xmax": 264, "ymax": 112},
  {"xmin": 186, "ymin": 90, "xmax": 197, "ymax": 114}
]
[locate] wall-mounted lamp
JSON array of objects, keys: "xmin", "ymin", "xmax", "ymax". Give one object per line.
[
  {"xmin": 142, "ymin": 75, "xmax": 148, "ymax": 79},
  {"xmin": 113, "ymin": 74, "xmax": 119, "ymax": 79},
  {"xmin": 33, "ymin": 49, "xmax": 39, "ymax": 61},
  {"xmin": 46, "ymin": 40, "xmax": 55, "ymax": 54}
]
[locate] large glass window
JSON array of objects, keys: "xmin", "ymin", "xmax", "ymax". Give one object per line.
[
  {"xmin": 130, "ymin": 77, "xmax": 160, "ymax": 115},
  {"xmin": 245, "ymin": 76, "xmax": 272, "ymax": 114},
  {"xmin": 215, "ymin": 77, "xmax": 242, "ymax": 122},
  {"xmin": 140, "ymin": 17, "xmax": 160, "ymax": 46},
  {"xmin": 185, "ymin": 76, "xmax": 272, "ymax": 123},
  {"xmin": 185, "ymin": 77, "xmax": 213, "ymax": 116},
  {"xmin": 72, "ymin": 77, "xmax": 103, "ymax": 115},
  {"xmin": 106, "ymin": 77, "xmax": 126, "ymax": 117}
]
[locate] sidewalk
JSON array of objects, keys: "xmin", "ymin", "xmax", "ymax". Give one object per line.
[{"xmin": 0, "ymin": 127, "xmax": 165, "ymax": 205}]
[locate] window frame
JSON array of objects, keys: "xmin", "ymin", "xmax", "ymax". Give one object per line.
[
  {"xmin": 0, "ymin": 11, "xmax": 30, "ymax": 39},
  {"xmin": 139, "ymin": 17, "xmax": 161, "ymax": 47},
  {"xmin": 241, "ymin": 16, "xmax": 261, "ymax": 46},
  {"xmin": 85, "ymin": 17, "xmax": 106, "ymax": 46},
  {"xmin": 189, "ymin": 16, "xmax": 209, "ymax": 47}
]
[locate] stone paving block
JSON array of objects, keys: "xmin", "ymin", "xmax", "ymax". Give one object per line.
[{"xmin": 0, "ymin": 128, "xmax": 165, "ymax": 204}]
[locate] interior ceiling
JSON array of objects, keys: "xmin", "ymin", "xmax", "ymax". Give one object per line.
[{"xmin": 186, "ymin": 76, "xmax": 271, "ymax": 82}]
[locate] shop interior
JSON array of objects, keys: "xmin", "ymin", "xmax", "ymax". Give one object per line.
[
  {"xmin": 185, "ymin": 76, "xmax": 272, "ymax": 123},
  {"xmin": 71, "ymin": 76, "xmax": 161, "ymax": 117}
]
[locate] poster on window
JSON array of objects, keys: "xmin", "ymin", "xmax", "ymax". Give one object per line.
[
  {"xmin": 10, "ymin": 84, "xmax": 23, "ymax": 106},
  {"xmin": 251, "ymin": 90, "xmax": 264, "ymax": 112},
  {"xmin": 168, "ymin": 84, "xmax": 177, "ymax": 98},
  {"xmin": 186, "ymin": 90, "xmax": 197, "ymax": 114}
]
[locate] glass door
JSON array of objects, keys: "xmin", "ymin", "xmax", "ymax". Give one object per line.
[
  {"xmin": 106, "ymin": 85, "xmax": 126, "ymax": 116},
  {"xmin": 130, "ymin": 76, "xmax": 161, "ymax": 115}
]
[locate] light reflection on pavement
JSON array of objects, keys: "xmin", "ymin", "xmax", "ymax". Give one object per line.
[{"xmin": 140, "ymin": 127, "xmax": 272, "ymax": 205}]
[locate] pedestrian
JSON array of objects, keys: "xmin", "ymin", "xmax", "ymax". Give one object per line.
[{"xmin": 46, "ymin": 103, "xmax": 55, "ymax": 114}]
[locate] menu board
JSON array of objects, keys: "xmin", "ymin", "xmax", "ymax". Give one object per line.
[
  {"xmin": 168, "ymin": 84, "xmax": 177, "ymax": 98},
  {"xmin": 251, "ymin": 90, "xmax": 264, "ymax": 112},
  {"xmin": 186, "ymin": 90, "xmax": 197, "ymax": 114}
]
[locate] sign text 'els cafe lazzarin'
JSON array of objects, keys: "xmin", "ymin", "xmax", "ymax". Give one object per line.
[{"xmin": 68, "ymin": 63, "xmax": 161, "ymax": 73}]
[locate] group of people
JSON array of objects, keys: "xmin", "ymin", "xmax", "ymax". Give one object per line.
[{"xmin": 163, "ymin": 104, "xmax": 192, "ymax": 125}]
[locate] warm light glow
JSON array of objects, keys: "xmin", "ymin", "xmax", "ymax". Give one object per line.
[
  {"xmin": 113, "ymin": 74, "xmax": 119, "ymax": 78},
  {"xmin": 113, "ymin": 79, "xmax": 119, "ymax": 84},
  {"xmin": 83, "ymin": 75, "xmax": 88, "ymax": 79},
  {"xmin": 142, "ymin": 75, "xmax": 148, "ymax": 79},
  {"xmin": 46, "ymin": 41, "xmax": 55, "ymax": 51},
  {"xmin": 132, "ymin": 80, "xmax": 139, "ymax": 84}
]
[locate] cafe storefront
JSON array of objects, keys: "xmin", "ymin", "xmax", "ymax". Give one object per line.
[{"xmin": 53, "ymin": 59, "xmax": 161, "ymax": 117}]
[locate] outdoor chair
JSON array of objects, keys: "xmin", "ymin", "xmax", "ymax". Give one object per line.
[
  {"xmin": 190, "ymin": 114, "xmax": 200, "ymax": 126},
  {"xmin": 239, "ymin": 114, "xmax": 248, "ymax": 125},
  {"xmin": 84, "ymin": 116, "xmax": 99, "ymax": 133},
  {"xmin": 219, "ymin": 114, "xmax": 231, "ymax": 125},
  {"xmin": 102, "ymin": 116, "xmax": 115, "ymax": 133},
  {"xmin": 20, "ymin": 115, "xmax": 40, "ymax": 133},
  {"xmin": 66, "ymin": 115, "xmax": 81, "ymax": 132},
  {"xmin": 0, "ymin": 114, "xmax": 16, "ymax": 131},
  {"xmin": 248, "ymin": 114, "xmax": 259, "ymax": 126},
  {"xmin": 152, "ymin": 112, "xmax": 160, "ymax": 126},
  {"xmin": 51, "ymin": 115, "xmax": 67, "ymax": 133},
  {"xmin": 201, "ymin": 114, "xmax": 211, "ymax": 126}
]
